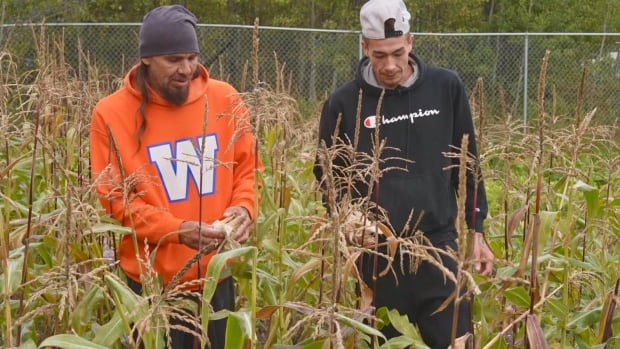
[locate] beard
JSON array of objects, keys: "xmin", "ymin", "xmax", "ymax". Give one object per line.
[
  {"xmin": 145, "ymin": 66, "xmax": 200, "ymax": 106},
  {"xmin": 161, "ymin": 84, "xmax": 189, "ymax": 106}
]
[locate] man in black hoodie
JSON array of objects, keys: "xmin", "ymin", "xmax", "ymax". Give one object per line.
[{"xmin": 313, "ymin": 0, "xmax": 494, "ymax": 347}]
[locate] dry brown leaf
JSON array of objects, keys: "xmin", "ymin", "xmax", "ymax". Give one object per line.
[
  {"xmin": 525, "ymin": 313, "xmax": 549, "ymax": 349},
  {"xmin": 596, "ymin": 290, "xmax": 617, "ymax": 344},
  {"xmin": 448, "ymin": 332, "xmax": 473, "ymax": 349},
  {"xmin": 507, "ymin": 205, "xmax": 529, "ymax": 242},
  {"xmin": 256, "ymin": 305, "xmax": 280, "ymax": 320}
]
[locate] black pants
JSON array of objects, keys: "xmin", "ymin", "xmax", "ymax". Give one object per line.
[
  {"xmin": 361, "ymin": 239, "xmax": 471, "ymax": 349},
  {"xmin": 127, "ymin": 276, "xmax": 234, "ymax": 349}
]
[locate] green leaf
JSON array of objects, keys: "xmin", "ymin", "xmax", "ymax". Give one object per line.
[
  {"xmin": 72, "ymin": 284, "xmax": 105, "ymax": 333},
  {"xmin": 93, "ymin": 273, "xmax": 147, "ymax": 347},
  {"xmin": 298, "ymin": 341, "xmax": 327, "ymax": 349},
  {"xmin": 39, "ymin": 334, "xmax": 109, "ymax": 349},
  {"xmin": 91, "ymin": 310, "xmax": 127, "ymax": 346},
  {"xmin": 90, "ymin": 223, "xmax": 133, "ymax": 234},
  {"xmin": 33, "ymin": 240, "xmax": 54, "ymax": 268},
  {"xmin": 503, "ymin": 286, "xmax": 531, "ymax": 309},
  {"xmin": 386, "ymin": 308, "xmax": 418, "ymax": 338},
  {"xmin": 224, "ymin": 310, "xmax": 252, "ymax": 349},
  {"xmin": 574, "ymin": 180, "xmax": 602, "ymax": 219},
  {"xmin": 272, "ymin": 341, "xmax": 326, "ymax": 349},
  {"xmin": 96, "ymin": 273, "xmax": 165, "ymax": 349},
  {"xmin": 563, "ymin": 255, "xmax": 601, "ymax": 272},
  {"xmin": 567, "ymin": 307, "xmax": 602, "ymax": 329},
  {"xmin": 382, "ymin": 337, "xmax": 417, "ymax": 349},
  {"xmin": 201, "ymin": 247, "xmax": 257, "ymax": 344},
  {"xmin": 495, "ymin": 265, "xmax": 518, "ymax": 279},
  {"xmin": 6, "ymin": 339, "xmax": 38, "ymax": 349},
  {"xmin": 0, "ymin": 253, "xmax": 23, "ymax": 293},
  {"xmin": 333, "ymin": 312, "xmax": 385, "ymax": 339},
  {"xmin": 375, "ymin": 308, "xmax": 428, "ymax": 348},
  {"xmin": 103, "ymin": 273, "xmax": 141, "ymax": 309},
  {"xmin": 545, "ymin": 298, "xmax": 568, "ymax": 319},
  {"xmin": 537, "ymin": 210, "xmax": 558, "ymax": 247}
]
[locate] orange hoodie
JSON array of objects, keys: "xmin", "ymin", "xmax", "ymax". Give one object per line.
[{"xmin": 90, "ymin": 64, "xmax": 259, "ymax": 289}]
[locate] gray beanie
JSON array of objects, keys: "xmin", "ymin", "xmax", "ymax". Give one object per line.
[{"xmin": 139, "ymin": 5, "xmax": 200, "ymax": 58}]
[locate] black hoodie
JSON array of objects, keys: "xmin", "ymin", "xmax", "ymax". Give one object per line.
[{"xmin": 314, "ymin": 53, "xmax": 487, "ymax": 243}]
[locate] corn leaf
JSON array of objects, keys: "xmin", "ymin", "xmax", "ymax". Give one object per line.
[
  {"xmin": 39, "ymin": 334, "xmax": 109, "ymax": 349},
  {"xmin": 225, "ymin": 310, "xmax": 253, "ymax": 349}
]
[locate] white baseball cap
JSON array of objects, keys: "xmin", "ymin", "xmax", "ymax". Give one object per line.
[{"xmin": 360, "ymin": 0, "xmax": 411, "ymax": 39}]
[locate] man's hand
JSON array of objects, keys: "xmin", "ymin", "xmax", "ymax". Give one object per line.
[
  {"xmin": 178, "ymin": 221, "xmax": 225, "ymax": 250},
  {"xmin": 472, "ymin": 232, "xmax": 494, "ymax": 276},
  {"xmin": 223, "ymin": 206, "xmax": 252, "ymax": 244}
]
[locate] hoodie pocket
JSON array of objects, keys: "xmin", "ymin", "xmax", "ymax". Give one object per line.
[{"xmin": 376, "ymin": 171, "xmax": 455, "ymax": 235}]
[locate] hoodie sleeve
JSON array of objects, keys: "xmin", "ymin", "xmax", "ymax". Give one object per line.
[
  {"xmin": 89, "ymin": 109, "xmax": 184, "ymax": 245},
  {"xmin": 228, "ymin": 94, "xmax": 262, "ymax": 220},
  {"xmin": 450, "ymin": 75, "xmax": 488, "ymax": 234}
]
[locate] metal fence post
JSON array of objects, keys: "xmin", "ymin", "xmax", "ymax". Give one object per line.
[
  {"xmin": 359, "ymin": 32, "xmax": 363, "ymax": 61},
  {"xmin": 523, "ymin": 33, "xmax": 529, "ymax": 124}
]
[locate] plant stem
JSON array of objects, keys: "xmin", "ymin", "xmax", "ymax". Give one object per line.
[{"xmin": 15, "ymin": 101, "xmax": 42, "ymax": 345}]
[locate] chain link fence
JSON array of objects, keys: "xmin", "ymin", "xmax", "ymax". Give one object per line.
[{"xmin": 2, "ymin": 24, "xmax": 619, "ymax": 124}]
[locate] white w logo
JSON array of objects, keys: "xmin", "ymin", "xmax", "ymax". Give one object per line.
[{"xmin": 147, "ymin": 135, "xmax": 219, "ymax": 202}]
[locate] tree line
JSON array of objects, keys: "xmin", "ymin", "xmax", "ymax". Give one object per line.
[{"xmin": 4, "ymin": 0, "xmax": 619, "ymax": 33}]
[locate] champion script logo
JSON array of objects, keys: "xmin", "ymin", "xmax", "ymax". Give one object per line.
[{"xmin": 363, "ymin": 108, "xmax": 440, "ymax": 129}]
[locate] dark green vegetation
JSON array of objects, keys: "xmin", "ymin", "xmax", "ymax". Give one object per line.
[
  {"xmin": 3, "ymin": 0, "xmax": 619, "ymax": 33},
  {"xmin": 1, "ymin": 3, "xmax": 620, "ymax": 349}
]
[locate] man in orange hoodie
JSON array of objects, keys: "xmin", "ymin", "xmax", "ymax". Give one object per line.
[{"xmin": 89, "ymin": 5, "xmax": 260, "ymax": 348}]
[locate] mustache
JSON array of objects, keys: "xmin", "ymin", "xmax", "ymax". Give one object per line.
[{"xmin": 174, "ymin": 66, "xmax": 200, "ymax": 80}]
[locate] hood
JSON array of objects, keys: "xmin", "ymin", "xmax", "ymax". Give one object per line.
[
  {"xmin": 356, "ymin": 53, "xmax": 425, "ymax": 96},
  {"xmin": 123, "ymin": 63, "xmax": 210, "ymax": 106}
]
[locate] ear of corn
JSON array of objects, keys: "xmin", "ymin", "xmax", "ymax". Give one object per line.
[{"xmin": 212, "ymin": 214, "xmax": 247, "ymax": 252}]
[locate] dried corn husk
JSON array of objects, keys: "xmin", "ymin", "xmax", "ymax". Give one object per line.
[
  {"xmin": 341, "ymin": 210, "xmax": 401, "ymax": 277},
  {"xmin": 343, "ymin": 210, "xmax": 393, "ymax": 247},
  {"xmin": 212, "ymin": 214, "xmax": 246, "ymax": 252},
  {"xmin": 448, "ymin": 333, "xmax": 472, "ymax": 349},
  {"xmin": 525, "ymin": 313, "xmax": 549, "ymax": 349},
  {"xmin": 596, "ymin": 290, "xmax": 616, "ymax": 344}
]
